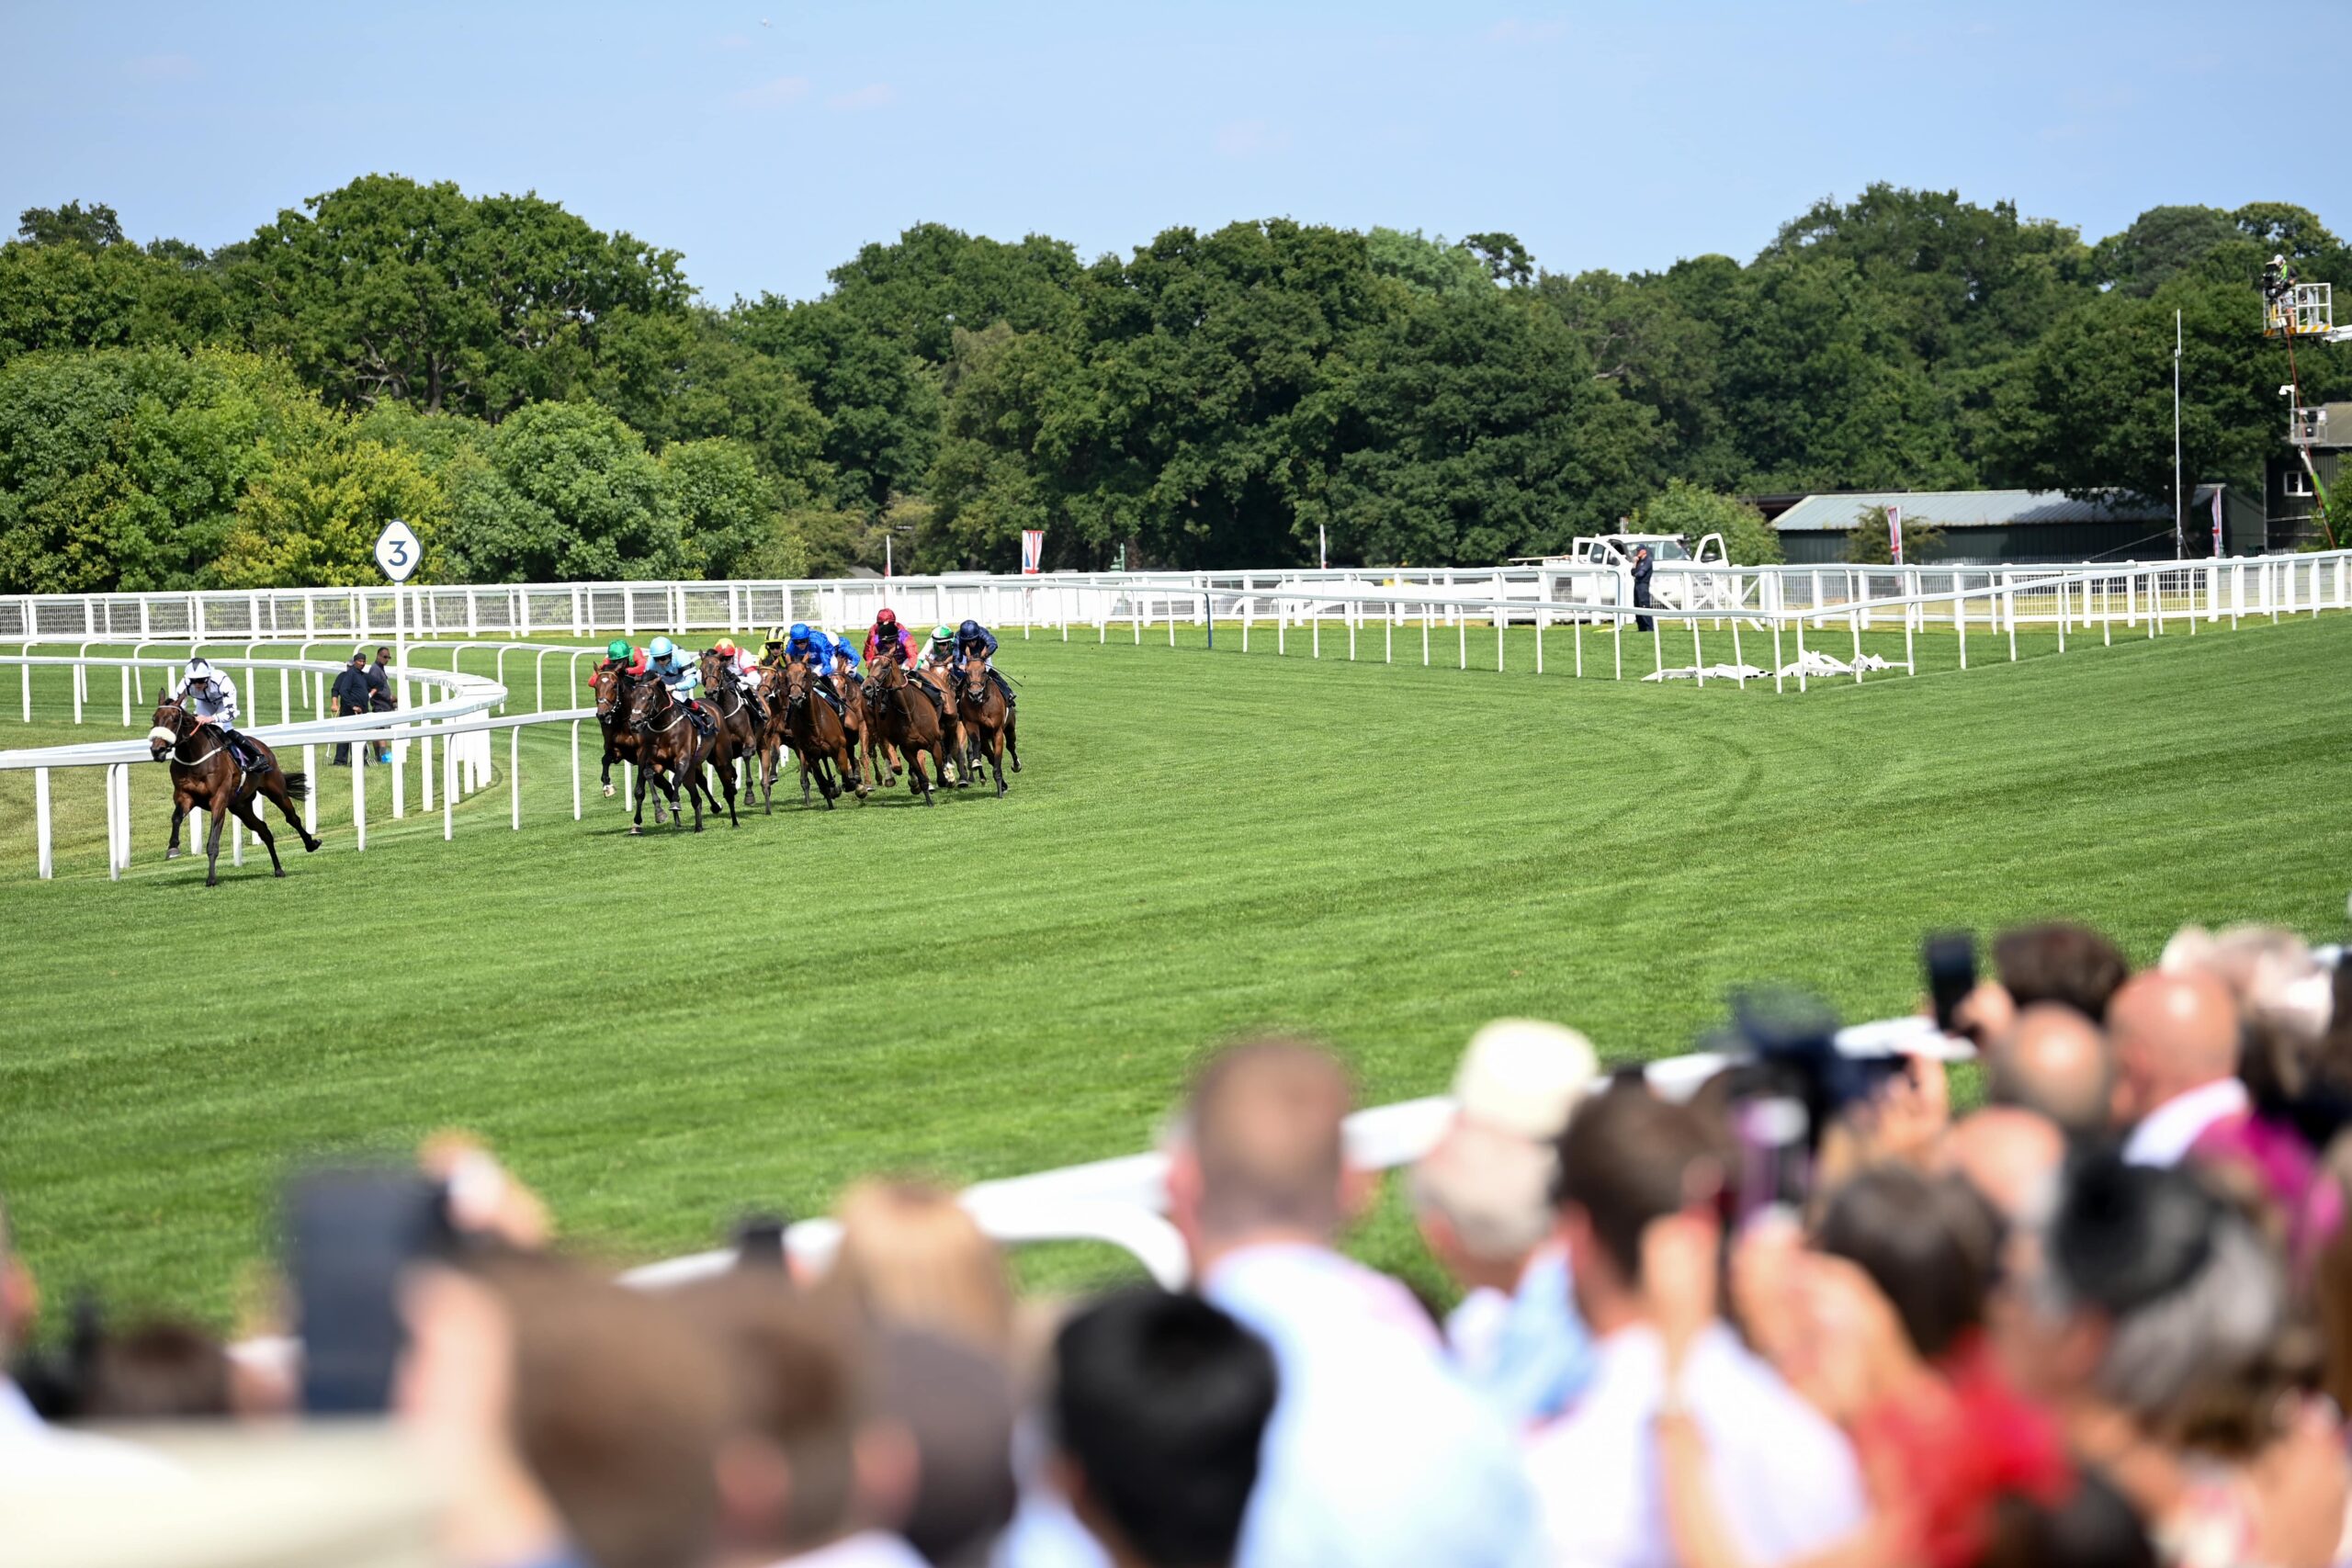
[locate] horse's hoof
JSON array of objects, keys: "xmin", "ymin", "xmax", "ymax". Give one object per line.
[
  {"xmin": 628, "ymin": 826, "xmax": 643, "ymax": 837},
  {"xmin": 274, "ymin": 867, "xmax": 287, "ymax": 878},
  {"xmin": 303, "ymin": 838, "xmax": 320, "ymax": 853},
  {"xmin": 602, "ymin": 784, "xmax": 615, "ymax": 798},
  {"xmin": 165, "ymin": 847, "xmax": 181, "ymax": 861},
  {"xmin": 1012, "ymin": 761, "xmax": 1022, "ymax": 773}
]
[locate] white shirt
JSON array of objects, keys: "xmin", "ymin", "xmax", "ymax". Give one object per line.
[
  {"xmin": 0, "ymin": 1377, "xmax": 182, "ymax": 1494},
  {"xmin": 766, "ymin": 1532, "xmax": 931, "ymax": 1568},
  {"xmin": 171, "ymin": 672, "xmax": 239, "ymax": 725},
  {"xmin": 1206, "ymin": 1243, "xmax": 1544, "ymax": 1568},
  {"xmin": 1524, "ymin": 1323, "xmax": 1863, "ymax": 1568},
  {"xmin": 2122, "ymin": 1077, "xmax": 2251, "ymax": 1168}
]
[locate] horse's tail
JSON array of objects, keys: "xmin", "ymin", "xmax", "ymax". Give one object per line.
[{"xmin": 282, "ymin": 772, "xmax": 311, "ymax": 802}]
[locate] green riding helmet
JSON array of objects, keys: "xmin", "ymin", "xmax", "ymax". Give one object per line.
[
  {"xmin": 931, "ymin": 626, "xmax": 955, "ymax": 644},
  {"xmin": 605, "ymin": 637, "xmax": 631, "ymax": 661}
]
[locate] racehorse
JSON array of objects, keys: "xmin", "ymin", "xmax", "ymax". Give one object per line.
[
  {"xmin": 914, "ymin": 661, "xmax": 968, "ymax": 786},
  {"xmin": 147, "ymin": 695, "xmax": 319, "ymax": 885},
  {"xmin": 620, "ymin": 678, "xmax": 724, "ymax": 833},
  {"xmin": 955, "ymin": 658, "xmax": 1018, "ymax": 797},
  {"xmin": 592, "ymin": 661, "xmax": 673, "ymax": 825},
  {"xmin": 780, "ymin": 660, "xmax": 864, "ymax": 808},
  {"xmin": 737, "ymin": 664, "xmax": 793, "ymax": 814},
  {"xmin": 695, "ymin": 650, "xmax": 761, "ymax": 820},
  {"xmin": 862, "ymin": 651, "xmax": 954, "ymax": 807}
]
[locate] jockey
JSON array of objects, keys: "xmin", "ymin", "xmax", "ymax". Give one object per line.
[
  {"xmin": 954, "ymin": 619, "xmax": 1015, "ymax": 707},
  {"xmin": 784, "ymin": 622, "xmax": 831, "ymax": 668},
  {"xmin": 865, "ymin": 607, "xmax": 917, "ymax": 667},
  {"xmin": 917, "ymin": 625, "xmax": 957, "ymax": 672},
  {"xmin": 602, "ymin": 637, "xmax": 631, "ymax": 668},
  {"xmin": 169, "ymin": 657, "xmax": 271, "ymax": 773},
  {"xmin": 712, "ymin": 637, "xmax": 767, "ymax": 725},
  {"xmin": 644, "ymin": 637, "xmax": 713, "ymax": 736}
]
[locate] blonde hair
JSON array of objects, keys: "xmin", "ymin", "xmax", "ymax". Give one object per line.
[{"xmin": 820, "ymin": 1180, "xmax": 1014, "ymax": 1356}]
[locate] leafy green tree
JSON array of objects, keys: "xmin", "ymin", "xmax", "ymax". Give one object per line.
[
  {"xmin": 0, "ymin": 237, "xmax": 238, "ymax": 365},
  {"xmin": 0, "ymin": 346, "xmax": 331, "ymax": 592},
  {"xmin": 1981, "ymin": 275, "xmax": 2345, "ymax": 505},
  {"xmin": 730, "ymin": 295, "xmax": 941, "ymax": 512},
  {"xmin": 233, "ymin": 175, "xmax": 691, "ymax": 420},
  {"xmin": 660, "ymin": 436, "xmax": 808, "ymax": 579},
  {"xmin": 1462, "ymin": 232, "xmax": 1533, "ymax": 288},
  {"xmin": 218, "ymin": 436, "xmax": 447, "ymax": 587},
  {"xmin": 587, "ymin": 307, "xmax": 831, "ymax": 492},
  {"xmin": 1364, "ymin": 228, "xmax": 1492, "ymax": 299},
  {"xmin": 1537, "ymin": 266, "xmax": 1735, "ymax": 485},
  {"xmin": 817, "ymin": 222, "xmax": 1084, "ymax": 363},
  {"xmin": 1841, "ymin": 503, "xmax": 1945, "ymax": 564},
  {"xmin": 1316, "ymin": 288, "xmax": 1663, "ymax": 564},
  {"xmin": 17, "ymin": 201, "xmax": 126, "ymax": 249},
  {"xmin": 1634, "ymin": 479, "xmax": 1782, "ymax": 563},
  {"xmin": 2093, "ymin": 206, "xmax": 2245, "ymax": 297},
  {"xmin": 440, "ymin": 400, "xmax": 687, "ymax": 581}
]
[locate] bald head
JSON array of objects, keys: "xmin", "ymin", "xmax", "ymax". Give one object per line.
[
  {"xmin": 1987, "ymin": 1003, "xmax": 2112, "ymax": 1136},
  {"xmin": 2108, "ymin": 969, "xmax": 2241, "ymax": 1129},
  {"xmin": 1942, "ymin": 1108, "xmax": 2065, "ymax": 1222},
  {"xmin": 1183, "ymin": 1041, "xmax": 1353, "ymax": 1244}
]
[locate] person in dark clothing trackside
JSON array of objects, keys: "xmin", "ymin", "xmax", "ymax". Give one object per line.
[
  {"xmin": 1631, "ymin": 546, "xmax": 1655, "ymax": 634},
  {"xmin": 330, "ymin": 651, "xmax": 373, "ymax": 766},
  {"xmin": 366, "ymin": 646, "xmax": 395, "ymax": 763}
]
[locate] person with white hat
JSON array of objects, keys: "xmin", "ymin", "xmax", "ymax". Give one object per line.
[{"xmin": 1412, "ymin": 1019, "xmax": 1600, "ymax": 1427}]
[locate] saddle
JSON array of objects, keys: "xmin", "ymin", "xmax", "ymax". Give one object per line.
[
  {"xmin": 228, "ymin": 733, "xmax": 273, "ymax": 775},
  {"xmin": 685, "ymin": 702, "xmax": 716, "ymax": 738}
]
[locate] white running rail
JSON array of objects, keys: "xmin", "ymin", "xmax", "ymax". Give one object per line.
[{"xmin": 3, "ymin": 551, "xmax": 2346, "ymax": 644}]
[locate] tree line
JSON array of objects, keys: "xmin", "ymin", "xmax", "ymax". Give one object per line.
[{"xmin": 0, "ymin": 178, "xmax": 2341, "ymax": 591}]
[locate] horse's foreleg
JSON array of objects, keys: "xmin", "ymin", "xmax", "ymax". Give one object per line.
[
  {"xmin": 1006, "ymin": 712, "xmax": 1020, "ymax": 773},
  {"xmin": 630, "ymin": 761, "xmax": 650, "ymax": 835},
  {"xmin": 165, "ymin": 797, "xmax": 188, "ymax": 860},
  {"xmin": 989, "ymin": 730, "xmax": 1008, "ymax": 796}
]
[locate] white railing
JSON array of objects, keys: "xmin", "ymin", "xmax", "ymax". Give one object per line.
[
  {"xmin": 0, "ymin": 650, "xmax": 614, "ymax": 880},
  {"xmin": 6, "ymin": 551, "xmax": 2347, "ymax": 645},
  {"xmin": 619, "ymin": 1012, "xmax": 1971, "ymax": 1292}
]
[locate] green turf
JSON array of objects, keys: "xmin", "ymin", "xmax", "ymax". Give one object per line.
[{"xmin": 2, "ymin": 609, "xmax": 2349, "ymax": 1325}]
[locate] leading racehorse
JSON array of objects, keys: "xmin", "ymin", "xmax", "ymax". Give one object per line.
[{"xmin": 148, "ymin": 695, "xmax": 319, "ymax": 885}]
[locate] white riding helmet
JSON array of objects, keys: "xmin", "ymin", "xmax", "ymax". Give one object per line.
[{"xmin": 186, "ymin": 658, "xmax": 215, "ymax": 681}]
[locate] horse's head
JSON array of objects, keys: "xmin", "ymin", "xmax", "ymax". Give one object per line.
[
  {"xmin": 781, "ymin": 660, "xmax": 813, "ymax": 709},
  {"xmin": 623, "ymin": 675, "xmax": 667, "ymax": 732},
  {"xmin": 959, "ymin": 659, "xmax": 990, "ymax": 707},
  {"xmin": 147, "ymin": 695, "xmax": 192, "ymax": 761},
  {"xmin": 591, "ymin": 663, "xmax": 627, "ymax": 717}
]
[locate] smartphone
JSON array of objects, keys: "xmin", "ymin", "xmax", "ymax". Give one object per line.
[
  {"xmin": 1924, "ymin": 931, "xmax": 1979, "ymax": 1034},
  {"xmin": 733, "ymin": 1213, "xmax": 789, "ymax": 1273},
  {"xmin": 287, "ymin": 1167, "xmax": 446, "ymax": 1415}
]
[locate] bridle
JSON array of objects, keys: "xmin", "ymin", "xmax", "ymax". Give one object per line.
[{"xmin": 151, "ymin": 698, "xmax": 226, "ymax": 768}]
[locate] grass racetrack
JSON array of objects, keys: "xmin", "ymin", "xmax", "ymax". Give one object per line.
[{"xmin": 3, "ymin": 610, "xmax": 2350, "ymax": 1325}]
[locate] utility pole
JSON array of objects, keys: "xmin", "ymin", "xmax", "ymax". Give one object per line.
[{"xmin": 2174, "ymin": 309, "xmax": 2184, "ymax": 558}]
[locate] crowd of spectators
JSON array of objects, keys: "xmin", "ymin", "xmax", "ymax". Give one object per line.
[{"xmin": 6, "ymin": 918, "xmax": 2352, "ymax": 1567}]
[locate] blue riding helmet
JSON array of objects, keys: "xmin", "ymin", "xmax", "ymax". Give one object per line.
[
  {"xmin": 958, "ymin": 619, "xmax": 982, "ymax": 638},
  {"xmin": 788, "ymin": 622, "xmax": 810, "ymax": 641},
  {"xmin": 648, "ymin": 635, "xmax": 675, "ymax": 662}
]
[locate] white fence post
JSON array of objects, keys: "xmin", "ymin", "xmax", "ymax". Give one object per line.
[{"xmin": 33, "ymin": 765, "xmax": 51, "ymax": 879}]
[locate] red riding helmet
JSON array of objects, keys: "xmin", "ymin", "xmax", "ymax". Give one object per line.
[{"xmin": 876, "ymin": 607, "xmax": 898, "ymax": 627}]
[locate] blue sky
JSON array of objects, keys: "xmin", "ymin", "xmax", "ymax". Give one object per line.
[{"xmin": 2, "ymin": 1, "xmax": 2332, "ymax": 305}]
